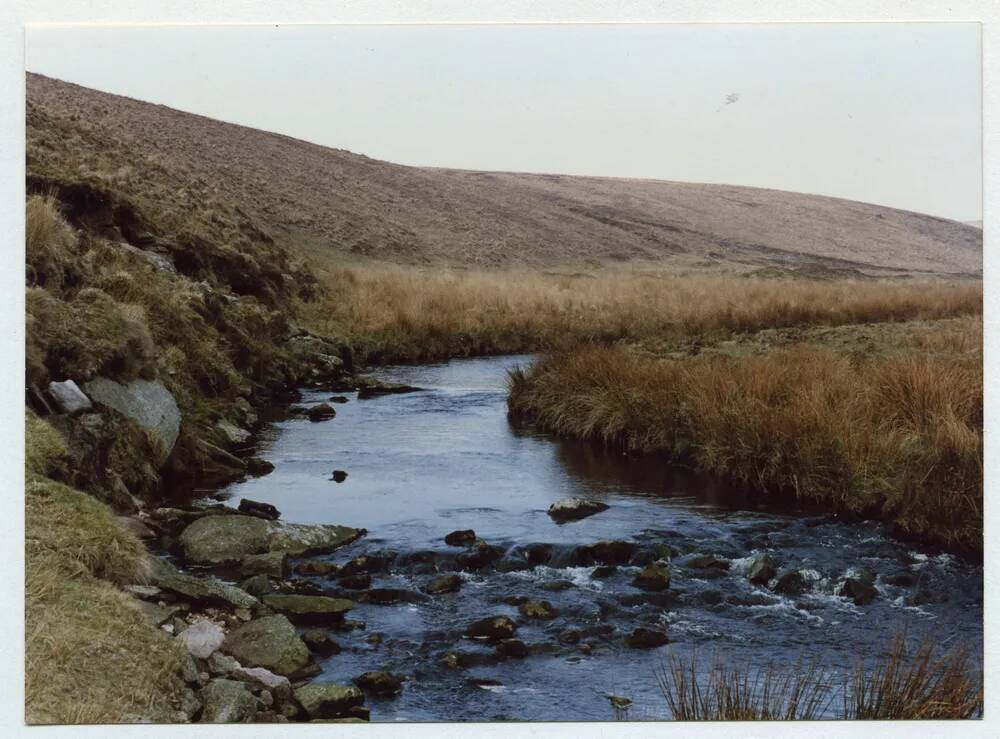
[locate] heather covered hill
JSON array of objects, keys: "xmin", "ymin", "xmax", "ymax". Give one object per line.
[{"xmin": 27, "ymin": 73, "xmax": 981, "ymax": 274}]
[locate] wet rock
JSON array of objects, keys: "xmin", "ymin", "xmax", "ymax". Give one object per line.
[
  {"xmin": 547, "ymin": 497, "xmax": 609, "ymax": 523},
  {"xmin": 441, "ymin": 651, "xmax": 500, "ymax": 669},
  {"xmin": 772, "ymin": 569, "xmax": 812, "ymax": 596},
  {"xmin": 444, "ymin": 529, "xmax": 477, "ymax": 547},
  {"xmin": 329, "ymin": 396, "xmax": 349, "ymax": 404},
  {"xmin": 237, "ymin": 499, "xmax": 281, "ymax": 521},
  {"xmin": 524, "ymin": 543, "xmax": 553, "ymax": 566},
  {"xmin": 330, "ymin": 470, "xmax": 348, "ymax": 483},
  {"xmin": 586, "ymin": 540, "xmax": 637, "ymax": 566},
  {"xmin": 353, "ymin": 671, "xmax": 403, "ymax": 697},
  {"xmin": 177, "ymin": 515, "xmax": 363, "ymax": 565},
  {"xmin": 746, "ymin": 553, "xmax": 777, "ymax": 585},
  {"xmin": 337, "ymin": 573, "xmax": 372, "ymax": 590},
  {"xmin": 294, "ymin": 683, "xmax": 365, "ymax": 720},
  {"xmin": 246, "ymin": 458, "xmax": 275, "ymax": 477},
  {"xmin": 456, "ymin": 543, "xmax": 504, "ymax": 571},
  {"xmin": 147, "ymin": 556, "xmax": 259, "ymax": 610},
  {"xmin": 539, "ymin": 579, "xmax": 575, "ymax": 592},
  {"xmin": 907, "ymin": 584, "xmax": 947, "ymax": 606},
  {"xmin": 180, "ymin": 619, "xmax": 226, "ymax": 659},
  {"xmin": 592, "ymin": 565, "xmax": 617, "ymax": 579},
  {"xmin": 837, "ymin": 574, "xmax": 878, "ymax": 606},
  {"xmin": 624, "ymin": 627, "xmax": 669, "ymax": 649},
  {"xmin": 241, "ymin": 551, "xmax": 289, "ymax": 579},
  {"xmin": 495, "ymin": 557, "xmax": 532, "ymax": 573},
  {"xmin": 365, "ymin": 632, "xmax": 382, "ymax": 645},
  {"xmin": 199, "ymin": 679, "xmax": 258, "ymax": 723},
  {"xmin": 239, "ymin": 574, "xmax": 272, "ymax": 599},
  {"xmin": 302, "ymin": 630, "xmax": 341, "ymax": 656},
  {"xmin": 885, "ymin": 572, "xmax": 916, "ymax": 587},
  {"xmin": 47, "ymin": 379, "xmax": 92, "ymax": 415},
  {"xmin": 617, "ymin": 591, "xmax": 682, "ymax": 608},
  {"xmin": 295, "ymin": 561, "xmax": 340, "ymax": 577},
  {"xmin": 424, "ymin": 574, "xmax": 462, "ymax": 595},
  {"xmin": 518, "ymin": 600, "xmax": 557, "ymax": 620},
  {"xmin": 84, "ymin": 377, "xmax": 180, "ymax": 466},
  {"xmin": 221, "ymin": 615, "xmax": 312, "ymax": 676},
  {"xmin": 558, "ymin": 629, "xmax": 582, "ymax": 645},
  {"xmin": 685, "ymin": 554, "xmax": 730, "ymax": 571},
  {"xmin": 358, "ymin": 588, "xmax": 428, "ymax": 606},
  {"xmin": 496, "ymin": 639, "xmax": 529, "ymax": 659},
  {"xmin": 232, "ymin": 666, "xmax": 292, "ymax": 701},
  {"xmin": 339, "ymin": 553, "xmax": 390, "ymax": 577},
  {"xmin": 307, "ymin": 403, "xmax": 337, "ymax": 422},
  {"xmin": 261, "ymin": 594, "xmax": 353, "ymax": 625},
  {"xmin": 700, "ymin": 590, "xmax": 724, "ymax": 606},
  {"xmin": 501, "ymin": 595, "xmax": 529, "ymax": 606},
  {"xmin": 632, "ymin": 564, "xmax": 671, "ymax": 591},
  {"xmin": 465, "ymin": 616, "xmax": 518, "ymax": 642},
  {"xmin": 356, "ymin": 380, "xmax": 421, "ymax": 399},
  {"xmin": 726, "ymin": 592, "xmax": 780, "ymax": 607}
]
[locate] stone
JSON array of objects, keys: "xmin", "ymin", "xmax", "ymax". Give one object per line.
[
  {"xmin": 624, "ymin": 627, "xmax": 670, "ymax": 649},
  {"xmin": 307, "ymin": 403, "xmax": 337, "ymax": 422},
  {"xmin": 632, "ymin": 564, "xmax": 671, "ymax": 591},
  {"xmin": 424, "ymin": 574, "xmax": 461, "ymax": 595},
  {"xmin": 356, "ymin": 380, "xmax": 420, "ymax": 399},
  {"xmin": 558, "ymin": 629, "xmax": 581, "ymax": 645},
  {"xmin": 124, "ymin": 584, "xmax": 162, "ymax": 599},
  {"xmin": 592, "ymin": 566, "xmax": 617, "ymax": 579},
  {"xmin": 496, "ymin": 639, "xmax": 529, "ymax": 659},
  {"xmin": 84, "ymin": 377, "xmax": 181, "ymax": 465},
  {"xmin": 293, "ymin": 683, "xmax": 365, "ymax": 720},
  {"xmin": 357, "ymin": 588, "xmax": 427, "ymax": 606},
  {"xmin": 838, "ymin": 576, "xmax": 879, "ymax": 606},
  {"xmin": 456, "ymin": 543, "xmax": 504, "ymax": 571},
  {"xmin": 246, "ymin": 458, "xmax": 275, "ymax": 477},
  {"xmin": 330, "ymin": 470, "xmax": 348, "ymax": 483},
  {"xmin": 295, "ymin": 561, "xmax": 340, "ymax": 577},
  {"xmin": 337, "ymin": 573, "xmax": 371, "ymax": 590},
  {"xmin": 686, "ymin": 554, "xmax": 730, "ymax": 571},
  {"xmin": 207, "ymin": 652, "xmax": 242, "ymax": 676},
  {"xmin": 444, "ymin": 529, "xmax": 477, "ymax": 546},
  {"xmin": 260, "ymin": 594, "xmax": 354, "ymax": 625},
  {"xmin": 117, "ymin": 241, "xmax": 176, "ymax": 273},
  {"xmin": 216, "ymin": 419, "xmax": 251, "ymax": 446},
  {"xmin": 518, "ymin": 600, "xmax": 557, "ymax": 620},
  {"xmin": 465, "ymin": 616, "xmax": 517, "ymax": 642},
  {"xmin": 239, "ymin": 574, "xmax": 272, "ymax": 599},
  {"xmin": 328, "ymin": 396, "xmax": 349, "ymax": 404},
  {"xmin": 302, "ymin": 630, "xmax": 341, "ymax": 656},
  {"xmin": 180, "ymin": 619, "xmax": 226, "ymax": 659},
  {"xmin": 746, "ymin": 554, "xmax": 777, "ymax": 585},
  {"xmin": 179, "ymin": 687, "xmax": 201, "ymax": 720},
  {"xmin": 221, "ymin": 615, "xmax": 312, "ymax": 677},
  {"xmin": 232, "ymin": 666, "xmax": 292, "ymax": 700},
  {"xmin": 585, "ymin": 540, "xmax": 638, "ymax": 566},
  {"xmin": 241, "ymin": 551, "xmax": 289, "ymax": 579},
  {"xmin": 199, "ymin": 679, "xmax": 258, "ymax": 723},
  {"xmin": 146, "ymin": 556, "xmax": 259, "ymax": 610},
  {"xmin": 353, "ymin": 671, "xmax": 403, "ymax": 697},
  {"xmin": 177, "ymin": 514, "xmax": 364, "ymax": 565},
  {"xmin": 772, "ymin": 570, "xmax": 811, "ymax": 596},
  {"xmin": 237, "ymin": 498, "xmax": 281, "ymax": 521},
  {"xmin": 47, "ymin": 379, "xmax": 92, "ymax": 415},
  {"xmin": 547, "ymin": 497, "xmax": 610, "ymax": 523},
  {"xmin": 539, "ymin": 579, "xmax": 575, "ymax": 592},
  {"xmin": 180, "ymin": 652, "xmax": 201, "ymax": 684},
  {"xmin": 135, "ymin": 600, "xmax": 184, "ymax": 627},
  {"xmin": 118, "ymin": 516, "xmax": 157, "ymax": 540},
  {"xmin": 338, "ymin": 553, "xmax": 389, "ymax": 577}
]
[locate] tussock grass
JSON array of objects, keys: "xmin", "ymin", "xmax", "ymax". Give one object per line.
[
  {"xmin": 508, "ymin": 340, "xmax": 982, "ymax": 552},
  {"xmin": 307, "ymin": 265, "xmax": 982, "ymax": 362},
  {"xmin": 659, "ymin": 637, "xmax": 982, "ymax": 720}
]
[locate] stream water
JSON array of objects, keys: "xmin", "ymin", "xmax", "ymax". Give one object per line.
[{"xmin": 214, "ymin": 355, "xmax": 982, "ymax": 721}]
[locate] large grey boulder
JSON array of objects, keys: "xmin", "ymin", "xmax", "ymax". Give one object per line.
[
  {"xmin": 146, "ymin": 556, "xmax": 259, "ymax": 610},
  {"xmin": 221, "ymin": 615, "xmax": 312, "ymax": 677},
  {"xmin": 179, "ymin": 619, "xmax": 226, "ymax": 659},
  {"xmin": 178, "ymin": 514, "xmax": 364, "ymax": 566},
  {"xmin": 47, "ymin": 379, "xmax": 92, "ymax": 415},
  {"xmin": 199, "ymin": 678, "xmax": 258, "ymax": 723},
  {"xmin": 84, "ymin": 377, "xmax": 180, "ymax": 465}
]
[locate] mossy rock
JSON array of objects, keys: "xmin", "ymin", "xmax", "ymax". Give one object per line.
[
  {"xmin": 293, "ymin": 682, "xmax": 365, "ymax": 719},
  {"xmin": 147, "ymin": 556, "xmax": 259, "ymax": 610},
  {"xmin": 221, "ymin": 615, "xmax": 311, "ymax": 677},
  {"xmin": 199, "ymin": 678, "xmax": 258, "ymax": 723},
  {"xmin": 261, "ymin": 594, "xmax": 354, "ymax": 626}
]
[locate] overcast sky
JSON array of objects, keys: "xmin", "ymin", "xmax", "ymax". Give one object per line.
[{"xmin": 26, "ymin": 23, "xmax": 981, "ymax": 221}]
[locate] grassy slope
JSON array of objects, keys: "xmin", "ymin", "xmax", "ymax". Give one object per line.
[{"xmin": 27, "ymin": 73, "xmax": 981, "ymax": 275}]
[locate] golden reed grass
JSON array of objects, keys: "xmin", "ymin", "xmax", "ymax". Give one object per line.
[
  {"xmin": 507, "ymin": 342, "xmax": 982, "ymax": 552},
  {"xmin": 306, "ymin": 265, "xmax": 982, "ymax": 362}
]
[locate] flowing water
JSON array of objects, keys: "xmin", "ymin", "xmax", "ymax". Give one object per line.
[{"xmin": 215, "ymin": 355, "xmax": 982, "ymax": 721}]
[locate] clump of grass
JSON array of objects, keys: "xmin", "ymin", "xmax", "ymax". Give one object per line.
[
  {"xmin": 26, "ymin": 194, "xmax": 78, "ymax": 289},
  {"xmin": 508, "ymin": 340, "xmax": 982, "ymax": 552}
]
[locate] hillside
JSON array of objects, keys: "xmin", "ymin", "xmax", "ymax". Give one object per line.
[{"xmin": 27, "ymin": 73, "xmax": 981, "ymax": 275}]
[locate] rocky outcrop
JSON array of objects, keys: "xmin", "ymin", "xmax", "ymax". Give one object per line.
[
  {"xmin": 547, "ymin": 497, "xmax": 609, "ymax": 523},
  {"xmin": 84, "ymin": 377, "xmax": 180, "ymax": 465},
  {"xmin": 177, "ymin": 515, "xmax": 364, "ymax": 565},
  {"xmin": 221, "ymin": 615, "xmax": 312, "ymax": 677}
]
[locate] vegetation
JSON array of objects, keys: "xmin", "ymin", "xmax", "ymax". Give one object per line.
[{"xmin": 659, "ymin": 637, "xmax": 982, "ymax": 720}]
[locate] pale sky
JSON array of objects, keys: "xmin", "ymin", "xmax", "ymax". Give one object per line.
[{"xmin": 26, "ymin": 23, "xmax": 982, "ymax": 221}]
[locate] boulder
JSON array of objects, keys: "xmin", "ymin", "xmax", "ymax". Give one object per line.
[
  {"xmin": 746, "ymin": 553, "xmax": 777, "ymax": 585},
  {"xmin": 199, "ymin": 679, "xmax": 258, "ymax": 723},
  {"xmin": 246, "ymin": 458, "xmax": 275, "ymax": 477},
  {"xmin": 465, "ymin": 616, "xmax": 517, "ymax": 642},
  {"xmin": 558, "ymin": 629, "xmax": 581, "ymax": 645},
  {"xmin": 307, "ymin": 403, "xmax": 337, "ymax": 422},
  {"xmin": 84, "ymin": 377, "xmax": 180, "ymax": 465},
  {"xmin": 624, "ymin": 627, "xmax": 669, "ymax": 649},
  {"xmin": 456, "ymin": 542, "xmax": 504, "ymax": 571},
  {"xmin": 586, "ymin": 540, "xmax": 637, "ymax": 565},
  {"xmin": 353, "ymin": 671, "xmax": 403, "ymax": 697},
  {"xmin": 444, "ymin": 529, "xmax": 477, "ymax": 546},
  {"xmin": 293, "ymin": 683, "xmax": 365, "ymax": 720},
  {"xmin": 47, "ymin": 379, "xmax": 92, "ymax": 415},
  {"xmin": 240, "ymin": 574, "xmax": 272, "ymax": 599},
  {"xmin": 146, "ymin": 556, "xmax": 259, "ymax": 610},
  {"xmin": 177, "ymin": 515, "xmax": 363, "ymax": 565},
  {"xmin": 837, "ymin": 575, "xmax": 879, "ymax": 606},
  {"xmin": 232, "ymin": 666, "xmax": 292, "ymax": 701},
  {"xmin": 179, "ymin": 619, "xmax": 226, "ymax": 659},
  {"xmin": 302, "ymin": 630, "xmax": 341, "ymax": 656},
  {"xmin": 339, "ymin": 554, "xmax": 390, "ymax": 577},
  {"xmin": 772, "ymin": 570, "xmax": 812, "ymax": 596},
  {"xmin": 238, "ymin": 499, "xmax": 281, "ymax": 521},
  {"xmin": 241, "ymin": 551, "xmax": 289, "ymax": 579},
  {"xmin": 261, "ymin": 594, "xmax": 353, "ymax": 626},
  {"xmin": 424, "ymin": 574, "xmax": 461, "ymax": 595},
  {"xmin": 632, "ymin": 564, "xmax": 671, "ymax": 591},
  {"xmin": 592, "ymin": 565, "xmax": 617, "ymax": 579},
  {"xmin": 215, "ymin": 419, "xmax": 251, "ymax": 446},
  {"xmin": 547, "ymin": 497, "xmax": 609, "ymax": 523},
  {"xmin": 518, "ymin": 600, "xmax": 557, "ymax": 620},
  {"xmin": 221, "ymin": 615, "xmax": 312, "ymax": 677}
]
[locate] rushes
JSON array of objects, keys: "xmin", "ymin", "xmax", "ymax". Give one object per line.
[{"xmin": 659, "ymin": 638, "xmax": 982, "ymax": 721}]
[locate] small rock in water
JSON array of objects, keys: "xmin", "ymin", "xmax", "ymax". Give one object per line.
[
  {"xmin": 356, "ymin": 380, "xmax": 421, "ymax": 399},
  {"xmin": 238, "ymin": 498, "xmax": 281, "ymax": 520},
  {"xmin": 772, "ymin": 569, "xmax": 812, "ymax": 596},
  {"xmin": 246, "ymin": 458, "xmax": 275, "ymax": 477},
  {"xmin": 465, "ymin": 616, "xmax": 518, "ymax": 642},
  {"xmin": 328, "ymin": 396, "xmax": 349, "ymax": 403},
  {"xmin": 558, "ymin": 629, "xmax": 581, "ymax": 645},
  {"xmin": 295, "ymin": 561, "xmax": 340, "ymax": 577},
  {"xmin": 632, "ymin": 564, "xmax": 671, "ymax": 591},
  {"xmin": 444, "ymin": 529, "xmax": 477, "ymax": 546},
  {"xmin": 547, "ymin": 497, "xmax": 610, "ymax": 523},
  {"xmin": 424, "ymin": 573, "xmax": 462, "ymax": 595},
  {"xmin": 496, "ymin": 638, "xmax": 529, "ymax": 659},
  {"xmin": 624, "ymin": 627, "xmax": 669, "ymax": 649},
  {"xmin": 837, "ymin": 574, "xmax": 878, "ymax": 606},
  {"xmin": 746, "ymin": 553, "xmax": 777, "ymax": 585},
  {"xmin": 337, "ymin": 573, "xmax": 372, "ymax": 590},
  {"xmin": 330, "ymin": 470, "xmax": 348, "ymax": 483},
  {"xmin": 518, "ymin": 600, "xmax": 557, "ymax": 620},
  {"xmin": 302, "ymin": 630, "xmax": 342, "ymax": 656},
  {"xmin": 353, "ymin": 670, "xmax": 403, "ymax": 697},
  {"xmin": 307, "ymin": 403, "xmax": 337, "ymax": 422},
  {"xmin": 592, "ymin": 565, "xmax": 617, "ymax": 579}
]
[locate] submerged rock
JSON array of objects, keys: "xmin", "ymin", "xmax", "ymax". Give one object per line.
[
  {"xmin": 632, "ymin": 564, "xmax": 671, "ymax": 591},
  {"xmin": 353, "ymin": 671, "xmax": 403, "ymax": 697},
  {"xmin": 261, "ymin": 594, "xmax": 354, "ymax": 625},
  {"xmin": 294, "ymin": 683, "xmax": 365, "ymax": 720},
  {"xmin": 496, "ymin": 638, "xmax": 529, "ymax": 659},
  {"xmin": 177, "ymin": 514, "xmax": 364, "ymax": 565},
  {"xmin": 624, "ymin": 627, "xmax": 669, "ymax": 649},
  {"xmin": 358, "ymin": 588, "xmax": 428, "ymax": 606},
  {"xmin": 837, "ymin": 573, "xmax": 879, "ymax": 606},
  {"xmin": 337, "ymin": 573, "xmax": 372, "ymax": 590},
  {"xmin": 199, "ymin": 679, "xmax": 258, "ymax": 723},
  {"xmin": 307, "ymin": 403, "xmax": 337, "ymax": 422},
  {"xmin": 356, "ymin": 380, "xmax": 421, "ymax": 399},
  {"xmin": 302, "ymin": 630, "xmax": 341, "ymax": 656},
  {"xmin": 221, "ymin": 615, "xmax": 312, "ymax": 676},
  {"xmin": 547, "ymin": 497, "xmax": 609, "ymax": 523},
  {"xmin": 424, "ymin": 574, "xmax": 462, "ymax": 595},
  {"xmin": 586, "ymin": 540, "xmax": 638, "ymax": 566},
  {"xmin": 465, "ymin": 616, "xmax": 518, "ymax": 642},
  {"xmin": 246, "ymin": 457, "xmax": 275, "ymax": 477},
  {"xmin": 444, "ymin": 529, "xmax": 477, "ymax": 547},
  {"xmin": 518, "ymin": 600, "xmax": 557, "ymax": 620}
]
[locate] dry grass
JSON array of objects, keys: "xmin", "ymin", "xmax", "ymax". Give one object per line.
[
  {"xmin": 307, "ymin": 264, "xmax": 982, "ymax": 362},
  {"xmin": 508, "ymin": 337, "xmax": 982, "ymax": 552},
  {"xmin": 659, "ymin": 637, "xmax": 982, "ymax": 721}
]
